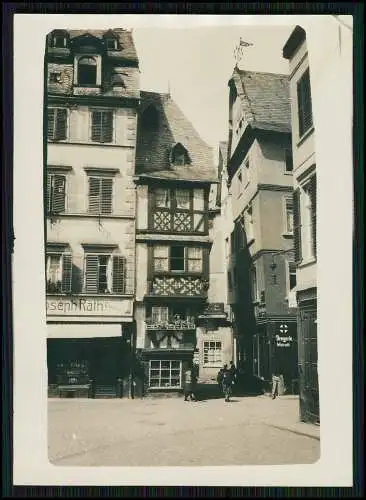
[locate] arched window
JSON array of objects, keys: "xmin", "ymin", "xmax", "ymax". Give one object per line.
[
  {"xmin": 170, "ymin": 143, "xmax": 190, "ymax": 166},
  {"xmin": 77, "ymin": 56, "xmax": 97, "ymax": 86}
]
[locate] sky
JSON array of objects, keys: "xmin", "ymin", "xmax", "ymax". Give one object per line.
[{"xmin": 132, "ymin": 25, "xmax": 295, "ymax": 163}]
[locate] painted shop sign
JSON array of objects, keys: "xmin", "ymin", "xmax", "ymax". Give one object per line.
[
  {"xmin": 275, "ymin": 334, "xmax": 293, "ymax": 347},
  {"xmin": 46, "ymin": 297, "xmax": 133, "ymax": 317}
]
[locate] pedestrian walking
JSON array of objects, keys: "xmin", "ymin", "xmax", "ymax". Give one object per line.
[
  {"xmin": 216, "ymin": 366, "xmax": 225, "ymax": 394},
  {"xmin": 183, "ymin": 365, "xmax": 196, "ymax": 401},
  {"xmin": 222, "ymin": 368, "xmax": 234, "ymax": 402},
  {"xmin": 271, "ymin": 361, "xmax": 284, "ymax": 399}
]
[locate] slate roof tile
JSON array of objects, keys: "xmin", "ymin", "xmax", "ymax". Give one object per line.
[
  {"xmin": 231, "ymin": 69, "xmax": 291, "ymax": 133},
  {"xmin": 136, "ymin": 91, "xmax": 217, "ymax": 184}
]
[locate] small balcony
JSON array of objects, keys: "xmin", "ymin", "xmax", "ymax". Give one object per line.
[{"xmin": 145, "ymin": 317, "xmax": 196, "ymax": 331}]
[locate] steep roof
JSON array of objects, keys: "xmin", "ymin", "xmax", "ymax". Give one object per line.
[
  {"xmin": 136, "ymin": 91, "xmax": 217, "ymax": 183},
  {"xmin": 47, "ymin": 28, "xmax": 138, "ymax": 63},
  {"xmin": 230, "ymin": 68, "xmax": 291, "ymax": 133}
]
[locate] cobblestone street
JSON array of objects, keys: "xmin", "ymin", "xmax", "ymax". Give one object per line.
[{"xmin": 48, "ymin": 392, "xmax": 320, "ymax": 467}]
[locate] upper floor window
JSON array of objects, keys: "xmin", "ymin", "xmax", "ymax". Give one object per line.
[
  {"xmin": 46, "ymin": 252, "xmax": 72, "ymax": 294},
  {"xmin": 84, "ymin": 253, "xmax": 126, "ymax": 294},
  {"xmin": 88, "ymin": 176, "xmax": 113, "ymax": 215},
  {"xmin": 51, "ymin": 32, "xmax": 68, "ymax": 48},
  {"xmin": 285, "ymin": 149, "xmax": 293, "ymax": 173},
  {"xmin": 284, "ymin": 196, "xmax": 294, "ymax": 234},
  {"xmin": 293, "ymin": 172, "xmax": 316, "ymax": 264},
  {"xmin": 91, "ymin": 110, "xmax": 114, "ymax": 143},
  {"xmin": 151, "ymin": 187, "xmax": 206, "ymax": 233},
  {"xmin": 251, "ymin": 266, "xmax": 259, "ymax": 302},
  {"xmin": 77, "ymin": 56, "xmax": 97, "ymax": 86},
  {"xmin": 170, "ymin": 143, "xmax": 190, "ymax": 166},
  {"xmin": 297, "ymin": 68, "xmax": 313, "ymax": 137},
  {"xmin": 288, "ymin": 261, "xmax": 297, "ymax": 291},
  {"xmin": 246, "ymin": 205, "xmax": 254, "ymax": 242},
  {"xmin": 152, "ymin": 246, "xmax": 203, "ymax": 274},
  {"xmin": 47, "ymin": 173, "xmax": 66, "ymax": 214},
  {"xmin": 48, "ymin": 108, "xmax": 67, "ymax": 141},
  {"xmin": 106, "ymin": 38, "xmax": 118, "ymax": 50}
]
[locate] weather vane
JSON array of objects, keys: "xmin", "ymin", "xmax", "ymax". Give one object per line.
[{"xmin": 234, "ymin": 38, "xmax": 254, "ymax": 67}]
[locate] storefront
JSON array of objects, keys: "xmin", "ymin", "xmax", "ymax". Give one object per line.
[
  {"xmin": 46, "ymin": 295, "xmax": 134, "ymax": 398},
  {"xmin": 253, "ymin": 318, "xmax": 298, "ymax": 393},
  {"xmin": 297, "ymin": 288, "xmax": 319, "ymax": 423}
]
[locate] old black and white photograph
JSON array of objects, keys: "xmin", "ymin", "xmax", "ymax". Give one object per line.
[{"xmin": 12, "ymin": 13, "xmax": 354, "ymax": 487}]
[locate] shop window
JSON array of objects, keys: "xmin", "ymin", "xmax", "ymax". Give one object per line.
[
  {"xmin": 48, "ymin": 108, "xmax": 67, "ymax": 141},
  {"xmin": 84, "ymin": 254, "xmax": 126, "ymax": 294},
  {"xmin": 203, "ymin": 341, "xmax": 222, "ymax": 366},
  {"xmin": 46, "ymin": 253, "xmax": 72, "ymax": 294},
  {"xmin": 149, "ymin": 360, "xmax": 182, "ymax": 388}
]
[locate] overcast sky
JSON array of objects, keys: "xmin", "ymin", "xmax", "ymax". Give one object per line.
[{"xmin": 132, "ymin": 25, "xmax": 295, "ymax": 163}]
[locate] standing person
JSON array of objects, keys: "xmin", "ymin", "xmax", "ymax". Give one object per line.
[
  {"xmin": 183, "ymin": 365, "xmax": 195, "ymax": 402},
  {"xmin": 222, "ymin": 367, "xmax": 234, "ymax": 402},
  {"xmin": 216, "ymin": 365, "xmax": 226, "ymax": 394}
]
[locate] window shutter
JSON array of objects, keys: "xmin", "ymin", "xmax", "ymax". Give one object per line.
[
  {"xmin": 112, "ymin": 256, "xmax": 126, "ymax": 294},
  {"xmin": 101, "ymin": 178, "xmax": 113, "ymax": 214},
  {"xmin": 85, "ymin": 255, "xmax": 99, "ymax": 294},
  {"xmin": 293, "ymin": 188, "xmax": 302, "ymax": 264},
  {"xmin": 88, "ymin": 177, "xmax": 101, "ymax": 214},
  {"xmin": 47, "ymin": 109, "xmax": 55, "ymax": 139},
  {"xmin": 101, "ymin": 111, "xmax": 113, "ymax": 143},
  {"xmin": 91, "ymin": 111, "xmax": 102, "ymax": 142},
  {"xmin": 310, "ymin": 174, "xmax": 317, "ymax": 258},
  {"xmin": 46, "ymin": 174, "xmax": 52, "ymax": 213},
  {"xmin": 52, "ymin": 174, "xmax": 66, "ymax": 213},
  {"xmin": 61, "ymin": 254, "xmax": 72, "ymax": 293},
  {"xmin": 55, "ymin": 109, "xmax": 67, "ymax": 140}
]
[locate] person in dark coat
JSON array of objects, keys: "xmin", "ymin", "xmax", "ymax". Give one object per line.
[{"xmin": 222, "ymin": 367, "xmax": 234, "ymax": 402}]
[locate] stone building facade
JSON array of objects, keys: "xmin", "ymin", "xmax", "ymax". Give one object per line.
[
  {"xmin": 226, "ymin": 67, "xmax": 298, "ymax": 393},
  {"xmin": 45, "ymin": 29, "xmax": 139, "ymax": 398}
]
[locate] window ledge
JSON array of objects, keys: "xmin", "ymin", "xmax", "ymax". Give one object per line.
[
  {"xmin": 284, "ymin": 171, "xmax": 293, "ymax": 176},
  {"xmin": 297, "ymin": 126, "xmax": 314, "ymax": 147},
  {"xmin": 298, "ymin": 257, "xmax": 317, "ymax": 269},
  {"xmin": 282, "ymin": 232, "xmax": 293, "ymax": 238}
]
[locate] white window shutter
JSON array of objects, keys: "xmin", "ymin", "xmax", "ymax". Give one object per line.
[
  {"xmin": 112, "ymin": 255, "xmax": 126, "ymax": 294},
  {"xmin": 61, "ymin": 253, "xmax": 72, "ymax": 293},
  {"xmin": 88, "ymin": 177, "xmax": 101, "ymax": 214},
  {"xmin": 85, "ymin": 255, "xmax": 99, "ymax": 294},
  {"xmin": 52, "ymin": 175, "xmax": 66, "ymax": 213},
  {"xmin": 101, "ymin": 178, "xmax": 113, "ymax": 214}
]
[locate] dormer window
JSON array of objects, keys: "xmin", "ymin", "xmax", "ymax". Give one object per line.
[
  {"xmin": 106, "ymin": 38, "xmax": 118, "ymax": 50},
  {"xmin": 170, "ymin": 143, "xmax": 190, "ymax": 166},
  {"xmin": 77, "ymin": 56, "xmax": 97, "ymax": 86},
  {"xmin": 50, "ymin": 31, "xmax": 68, "ymax": 49}
]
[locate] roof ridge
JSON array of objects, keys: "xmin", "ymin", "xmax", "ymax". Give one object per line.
[{"xmin": 238, "ymin": 69, "xmax": 289, "ymax": 78}]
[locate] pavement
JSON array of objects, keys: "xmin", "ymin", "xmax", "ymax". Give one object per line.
[{"xmin": 48, "ymin": 390, "xmax": 320, "ymax": 467}]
